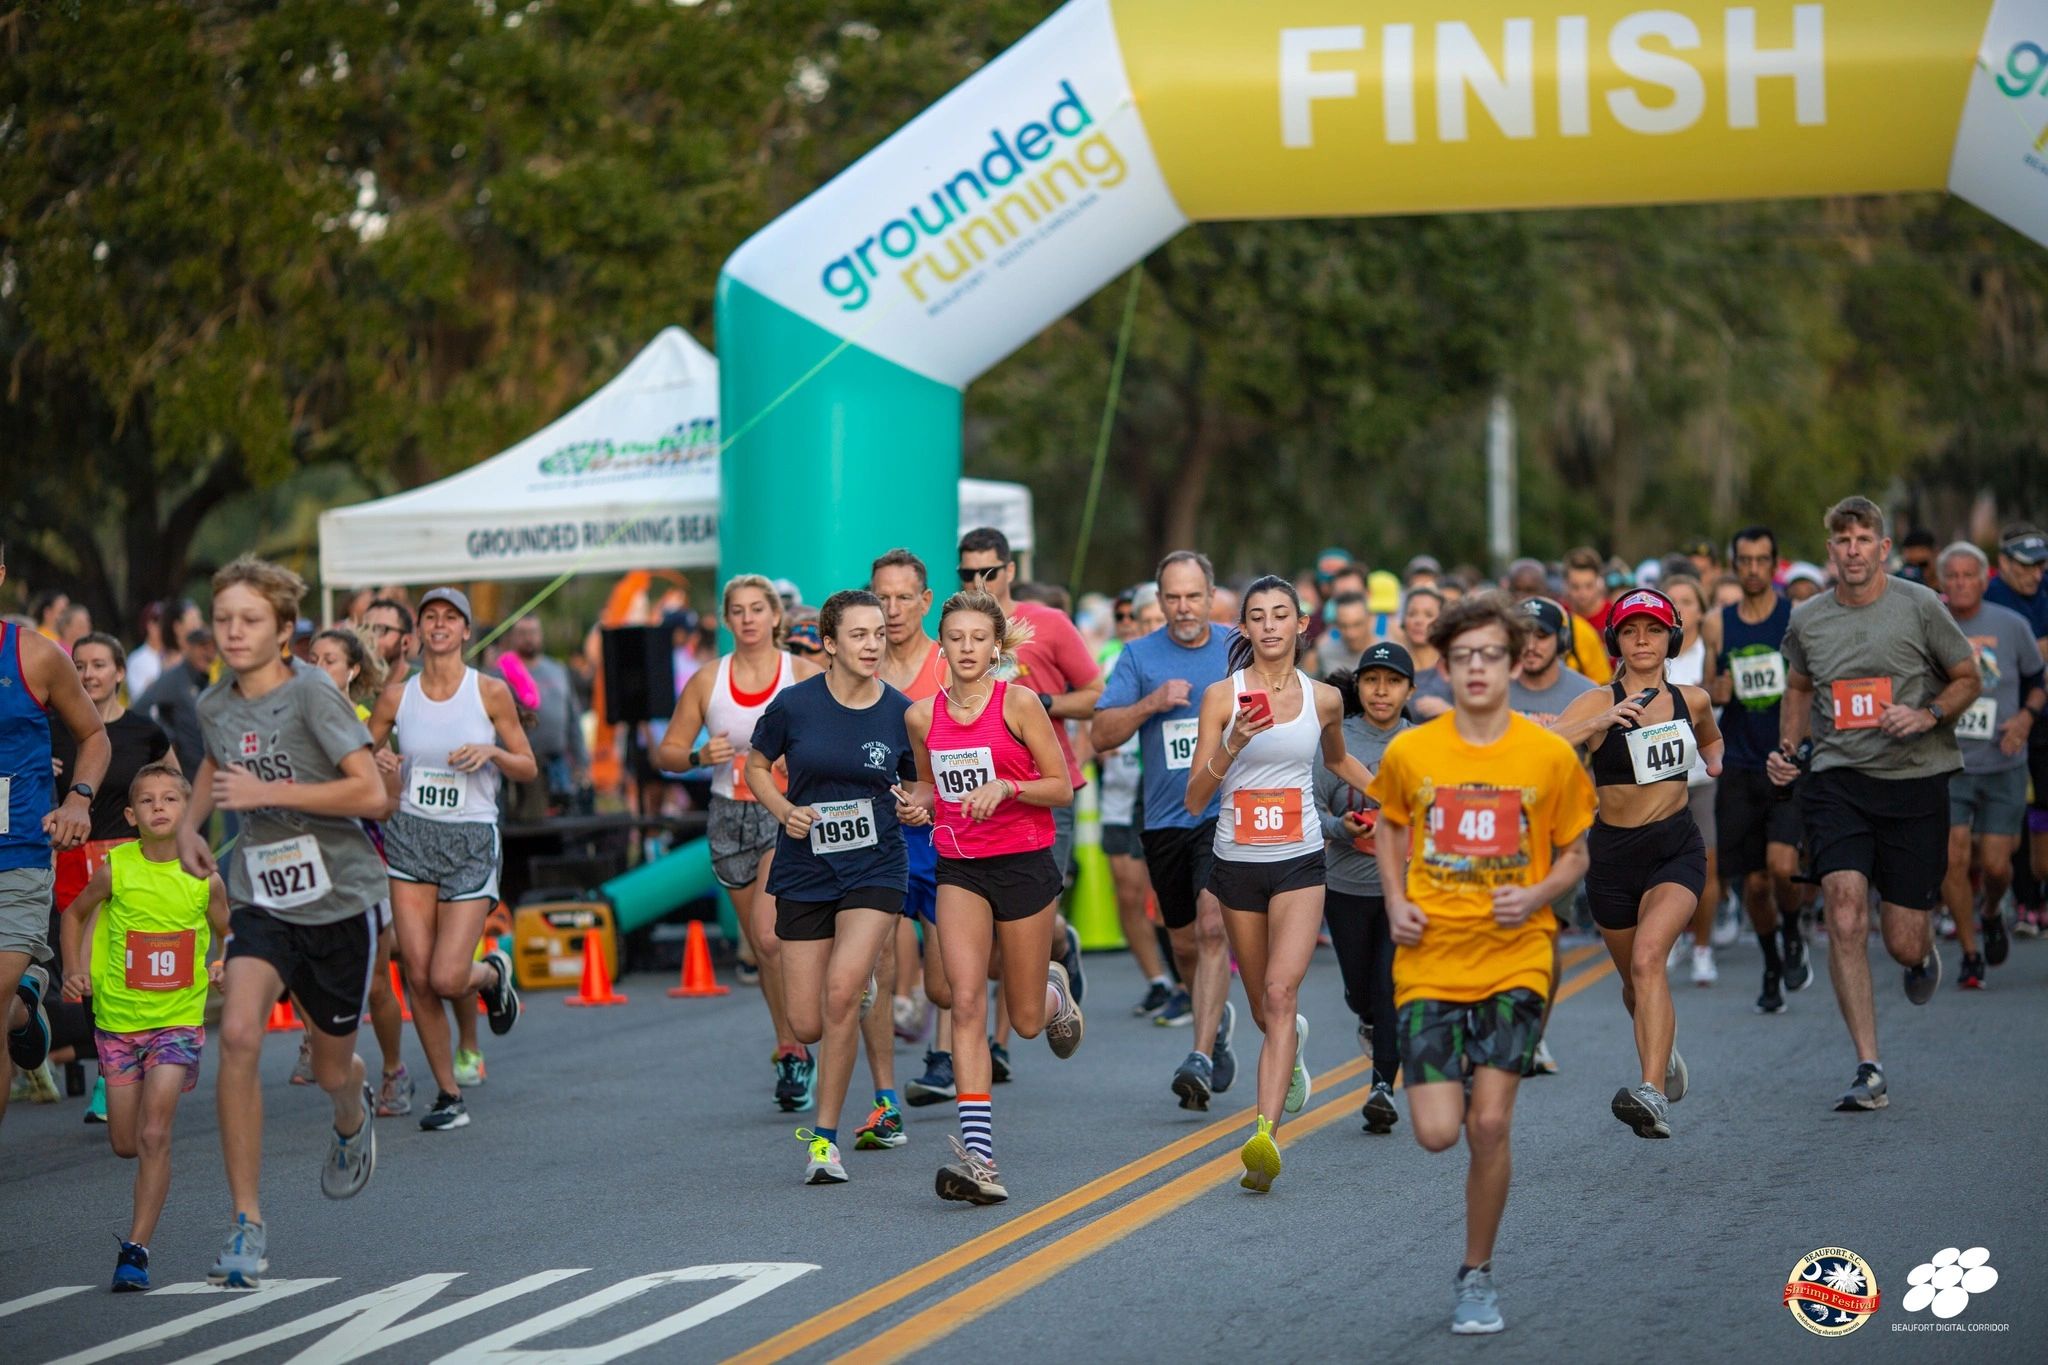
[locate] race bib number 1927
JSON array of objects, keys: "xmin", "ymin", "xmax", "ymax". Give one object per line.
[
  {"xmin": 1162, "ymin": 718, "xmax": 1199, "ymax": 772},
  {"xmin": 244, "ymin": 835, "xmax": 331, "ymax": 911}
]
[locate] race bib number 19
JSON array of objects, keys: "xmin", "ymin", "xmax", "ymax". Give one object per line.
[
  {"xmin": 1162, "ymin": 717, "xmax": 1199, "ymax": 772},
  {"xmin": 809, "ymin": 799, "xmax": 878, "ymax": 854},
  {"xmin": 244, "ymin": 835, "xmax": 331, "ymax": 911},
  {"xmin": 1829, "ymin": 677, "xmax": 1893, "ymax": 731},
  {"xmin": 125, "ymin": 928, "xmax": 195, "ymax": 992}
]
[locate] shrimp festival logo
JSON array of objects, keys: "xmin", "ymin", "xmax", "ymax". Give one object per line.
[{"xmin": 1784, "ymin": 1246, "xmax": 1880, "ymax": 1336}]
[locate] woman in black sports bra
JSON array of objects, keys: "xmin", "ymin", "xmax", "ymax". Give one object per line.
[{"xmin": 1554, "ymin": 588, "xmax": 1724, "ymax": 1141}]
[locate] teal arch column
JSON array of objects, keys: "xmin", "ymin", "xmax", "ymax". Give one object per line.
[{"xmin": 716, "ymin": 276, "xmax": 962, "ymax": 611}]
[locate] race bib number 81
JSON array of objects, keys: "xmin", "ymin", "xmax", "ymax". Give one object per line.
[{"xmin": 1830, "ymin": 677, "xmax": 1892, "ymax": 731}]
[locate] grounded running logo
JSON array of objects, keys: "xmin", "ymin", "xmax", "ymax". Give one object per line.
[{"xmin": 1784, "ymin": 1247, "xmax": 1880, "ymax": 1336}]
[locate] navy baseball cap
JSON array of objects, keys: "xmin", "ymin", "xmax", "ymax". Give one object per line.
[
  {"xmin": 1356, "ymin": 641, "xmax": 1414, "ymax": 681},
  {"xmin": 1519, "ymin": 596, "xmax": 1569, "ymax": 637},
  {"xmin": 2001, "ymin": 528, "xmax": 2048, "ymax": 566}
]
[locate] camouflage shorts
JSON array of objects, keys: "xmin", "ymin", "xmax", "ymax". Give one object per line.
[{"xmin": 1397, "ymin": 988, "xmax": 1545, "ymax": 1083}]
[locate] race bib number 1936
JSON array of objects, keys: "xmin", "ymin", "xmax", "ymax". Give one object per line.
[{"xmin": 809, "ymin": 800, "xmax": 878, "ymax": 855}]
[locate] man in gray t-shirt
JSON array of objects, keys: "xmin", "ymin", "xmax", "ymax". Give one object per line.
[
  {"xmin": 1508, "ymin": 597, "xmax": 1597, "ymax": 724},
  {"xmin": 198, "ymin": 663, "xmax": 388, "ymax": 924},
  {"xmin": 1768, "ymin": 497, "xmax": 1982, "ymax": 1116},
  {"xmin": 1934, "ymin": 542, "xmax": 2046, "ymax": 987}
]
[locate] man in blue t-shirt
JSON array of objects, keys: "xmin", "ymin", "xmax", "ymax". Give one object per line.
[
  {"xmin": 1985, "ymin": 526, "xmax": 2048, "ymax": 933},
  {"xmin": 1092, "ymin": 551, "xmax": 1238, "ymax": 1111}
]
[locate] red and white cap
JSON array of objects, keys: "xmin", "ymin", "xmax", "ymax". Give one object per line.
[{"xmin": 1609, "ymin": 588, "xmax": 1679, "ymax": 632}]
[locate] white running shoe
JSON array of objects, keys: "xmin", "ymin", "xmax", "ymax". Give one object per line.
[
  {"xmin": 1284, "ymin": 1014, "xmax": 1311, "ymax": 1114},
  {"xmin": 1691, "ymin": 945, "xmax": 1717, "ymax": 986}
]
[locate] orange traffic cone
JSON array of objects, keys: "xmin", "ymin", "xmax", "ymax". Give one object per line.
[
  {"xmin": 565, "ymin": 933, "xmax": 627, "ymax": 1007},
  {"xmin": 265, "ymin": 996, "xmax": 300, "ymax": 1032},
  {"xmin": 668, "ymin": 921, "xmax": 730, "ymax": 998},
  {"xmin": 389, "ymin": 961, "xmax": 412, "ymax": 1022}
]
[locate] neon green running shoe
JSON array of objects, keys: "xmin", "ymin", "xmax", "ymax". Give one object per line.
[
  {"xmin": 1239, "ymin": 1115, "xmax": 1281, "ymax": 1193},
  {"xmin": 453, "ymin": 1048, "xmax": 485, "ymax": 1088},
  {"xmin": 796, "ymin": 1128, "xmax": 846, "ymax": 1184}
]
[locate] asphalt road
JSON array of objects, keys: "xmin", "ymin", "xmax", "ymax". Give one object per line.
[{"xmin": 4, "ymin": 921, "xmax": 2043, "ymax": 1363}]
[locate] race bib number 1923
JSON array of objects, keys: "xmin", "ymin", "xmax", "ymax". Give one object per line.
[{"xmin": 1162, "ymin": 717, "xmax": 1199, "ymax": 772}]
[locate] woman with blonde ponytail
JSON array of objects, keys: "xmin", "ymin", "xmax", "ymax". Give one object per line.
[{"xmin": 905, "ymin": 590, "xmax": 1082, "ymax": 1206}]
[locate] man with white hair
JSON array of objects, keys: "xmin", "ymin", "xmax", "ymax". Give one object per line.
[{"xmin": 1936, "ymin": 541, "xmax": 2044, "ymax": 987}]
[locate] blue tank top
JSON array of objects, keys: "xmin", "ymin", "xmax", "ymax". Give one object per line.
[
  {"xmin": 1715, "ymin": 595, "xmax": 1793, "ymax": 770},
  {"xmin": 0, "ymin": 623, "xmax": 55, "ymax": 872}
]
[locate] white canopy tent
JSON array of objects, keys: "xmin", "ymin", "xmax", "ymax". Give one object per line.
[{"xmin": 318, "ymin": 326, "xmax": 1033, "ymax": 605}]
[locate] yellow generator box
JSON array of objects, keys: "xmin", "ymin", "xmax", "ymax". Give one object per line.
[{"xmin": 513, "ymin": 901, "xmax": 619, "ymax": 991}]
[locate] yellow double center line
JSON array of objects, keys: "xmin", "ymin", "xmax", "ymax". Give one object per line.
[{"xmin": 728, "ymin": 944, "xmax": 1615, "ymax": 1365}]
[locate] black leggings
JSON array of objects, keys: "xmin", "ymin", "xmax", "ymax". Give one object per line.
[{"xmin": 1325, "ymin": 889, "xmax": 1398, "ymax": 1087}]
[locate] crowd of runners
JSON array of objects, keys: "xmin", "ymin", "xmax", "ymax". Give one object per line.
[{"xmin": 3, "ymin": 494, "xmax": 2045, "ymax": 1335}]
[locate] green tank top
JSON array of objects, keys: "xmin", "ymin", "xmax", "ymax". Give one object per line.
[{"xmin": 91, "ymin": 841, "xmax": 213, "ymax": 1032}]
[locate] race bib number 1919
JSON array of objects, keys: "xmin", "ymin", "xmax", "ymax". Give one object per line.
[{"xmin": 410, "ymin": 764, "xmax": 468, "ymax": 814}]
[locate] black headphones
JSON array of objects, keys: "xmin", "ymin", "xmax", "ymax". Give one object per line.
[{"xmin": 1603, "ymin": 587, "xmax": 1684, "ymax": 661}]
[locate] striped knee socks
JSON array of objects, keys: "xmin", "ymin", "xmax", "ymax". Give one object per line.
[{"xmin": 958, "ymin": 1093, "xmax": 993, "ymax": 1160}]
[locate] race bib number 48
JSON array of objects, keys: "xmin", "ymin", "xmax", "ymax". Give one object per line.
[
  {"xmin": 244, "ymin": 835, "xmax": 331, "ymax": 911},
  {"xmin": 1830, "ymin": 677, "xmax": 1893, "ymax": 731},
  {"xmin": 932, "ymin": 747, "xmax": 997, "ymax": 803},
  {"xmin": 125, "ymin": 928, "xmax": 195, "ymax": 991},
  {"xmin": 1162, "ymin": 717, "xmax": 1199, "ymax": 772},
  {"xmin": 809, "ymin": 799, "xmax": 878, "ymax": 854},
  {"xmin": 1430, "ymin": 787, "xmax": 1522, "ymax": 859},
  {"xmin": 409, "ymin": 764, "xmax": 468, "ymax": 814}
]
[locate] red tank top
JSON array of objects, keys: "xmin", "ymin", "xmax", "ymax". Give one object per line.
[{"xmin": 928, "ymin": 680, "xmax": 1054, "ymax": 860}]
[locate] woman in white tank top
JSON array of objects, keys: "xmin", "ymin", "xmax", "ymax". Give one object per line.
[
  {"xmin": 654, "ymin": 575, "xmax": 821, "ymax": 1111},
  {"xmin": 1184, "ymin": 576, "xmax": 1376, "ymax": 1193}
]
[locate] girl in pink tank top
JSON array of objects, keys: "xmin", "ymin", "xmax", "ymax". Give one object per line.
[{"xmin": 905, "ymin": 590, "xmax": 1085, "ymax": 1207}]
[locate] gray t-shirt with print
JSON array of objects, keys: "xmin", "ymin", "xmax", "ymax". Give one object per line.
[
  {"xmin": 198, "ymin": 662, "xmax": 387, "ymax": 925},
  {"xmin": 1313, "ymin": 712, "xmax": 1409, "ymax": 896},
  {"xmin": 1508, "ymin": 666, "xmax": 1597, "ymax": 725},
  {"xmin": 1781, "ymin": 578, "xmax": 1974, "ymax": 779},
  {"xmin": 1949, "ymin": 600, "xmax": 2040, "ymax": 777}
]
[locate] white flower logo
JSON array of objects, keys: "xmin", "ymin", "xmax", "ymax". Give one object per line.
[{"xmin": 1902, "ymin": 1247, "xmax": 1997, "ymax": 1319}]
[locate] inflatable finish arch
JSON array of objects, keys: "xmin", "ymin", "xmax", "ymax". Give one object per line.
[{"xmin": 718, "ymin": 0, "xmax": 2048, "ymax": 595}]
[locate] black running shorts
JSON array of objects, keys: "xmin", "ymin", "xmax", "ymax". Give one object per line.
[
  {"xmin": 1206, "ymin": 849, "xmax": 1326, "ymax": 911},
  {"xmin": 1585, "ymin": 811, "xmax": 1708, "ymax": 931},
  {"xmin": 937, "ymin": 850, "xmax": 1064, "ymax": 923},
  {"xmin": 226, "ymin": 905, "xmax": 376, "ymax": 1037},
  {"xmin": 1715, "ymin": 765, "xmax": 1803, "ymax": 879},
  {"xmin": 1140, "ymin": 820, "xmax": 1218, "ymax": 930},
  {"xmin": 775, "ymin": 886, "xmax": 906, "ymax": 942},
  {"xmin": 1803, "ymin": 767, "xmax": 1950, "ymax": 911}
]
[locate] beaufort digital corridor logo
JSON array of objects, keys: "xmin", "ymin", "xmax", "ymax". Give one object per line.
[{"xmin": 1783, "ymin": 1246, "xmax": 1879, "ymax": 1337}]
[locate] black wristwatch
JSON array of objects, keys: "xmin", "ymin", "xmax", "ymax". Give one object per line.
[
  {"xmin": 1038, "ymin": 692, "xmax": 1056, "ymax": 712},
  {"xmin": 1926, "ymin": 702, "xmax": 1946, "ymax": 724},
  {"xmin": 687, "ymin": 747, "xmax": 703, "ymax": 768},
  {"xmin": 67, "ymin": 782, "xmax": 94, "ymax": 801}
]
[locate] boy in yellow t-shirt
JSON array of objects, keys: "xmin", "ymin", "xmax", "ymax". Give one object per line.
[
  {"xmin": 1368, "ymin": 595, "xmax": 1595, "ymax": 1338},
  {"xmin": 60, "ymin": 762, "xmax": 227, "ymax": 1293}
]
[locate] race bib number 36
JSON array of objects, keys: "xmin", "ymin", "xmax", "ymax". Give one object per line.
[
  {"xmin": 1231, "ymin": 787, "xmax": 1304, "ymax": 846},
  {"xmin": 410, "ymin": 764, "xmax": 469, "ymax": 814},
  {"xmin": 1162, "ymin": 717, "xmax": 1199, "ymax": 772},
  {"xmin": 244, "ymin": 835, "xmax": 331, "ymax": 911},
  {"xmin": 125, "ymin": 928, "xmax": 195, "ymax": 991},
  {"xmin": 1431, "ymin": 787, "xmax": 1522, "ymax": 859},
  {"xmin": 1956, "ymin": 697, "xmax": 1997, "ymax": 742},
  {"xmin": 1830, "ymin": 677, "xmax": 1893, "ymax": 731},
  {"xmin": 932, "ymin": 747, "xmax": 997, "ymax": 803},
  {"xmin": 1731, "ymin": 651, "xmax": 1786, "ymax": 703},
  {"xmin": 809, "ymin": 799, "xmax": 878, "ymax": 855}
]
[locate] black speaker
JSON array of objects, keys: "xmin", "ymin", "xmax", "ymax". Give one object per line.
[{"xmin": 601, "ymin": 625, "xmax": 675, "ymax": 725}]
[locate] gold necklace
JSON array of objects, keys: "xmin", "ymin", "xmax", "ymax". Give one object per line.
[{"xmin": 1254, "ymin": 664, "xmax": 1293, "ymax": 693}]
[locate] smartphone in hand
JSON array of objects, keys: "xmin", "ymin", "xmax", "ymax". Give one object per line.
[{"xmin": 1237, "ymin": 690, "xmax": 1272, "ymax": 724}]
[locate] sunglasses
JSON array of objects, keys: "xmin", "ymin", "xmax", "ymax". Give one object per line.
[{"xmin": 956, "ymin": 564, "xmax": 1006, "ymax": 584}]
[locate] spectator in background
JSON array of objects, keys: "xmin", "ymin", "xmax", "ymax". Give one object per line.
[
  {"xmin": 1403, "ymin": 554, "xmax": 1443, "ymax": 591},
  {"xmin": 1681, "ymin": 538, "xmax": 1721, "ymax": 580},
  {"xmin": 57, "ymin": 603, "xmax": 93, "ymax": 654},
  {"xmin": 1563, "ymin": 547, "xmax": 1612, "ymax": 630},
  {"xmin": 1510, "ymin": 555, "xmax": 1612, "ymax": 684},
  {"xmin": 508, "ymin": 615, "xmax": 588, "ymax": 811},
  {"xmin": 1784, "ymin": 561, "xmax": 1828, "ymax": 602},
  {"xmin": 133, "ymin": 623, "xmax": 215, "ymax": 775},
  {"xmin": 125, "ymin": 602, "xmax": 167, "ymax": 701},
  {"xmin": 1209, "ymin": 583, "xmax": 1239, "ymax": 625},
  {"xmin": 1897, "ymin": 528, "xmax": 1938, "ymax": 585},
  {"xmin": 1317, "ymin": 591, "xmax": 1377, "ymax": 675},
  {"xmin": 31, "ymin": 588, "xmax": 69, "ymax": 641}
]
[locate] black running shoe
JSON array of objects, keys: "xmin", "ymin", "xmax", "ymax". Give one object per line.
[
  {"xmin": 1959, "ymin": 953, "xmax": 1986, "ymax": 990},
  {"xmin": 1756, "ymin": 969, "xmax": 1785, "ymax": 1015},
  {"xmin": 9, "ymin": 964, "xmax": 51, "ymax": 1070},
  {"xmin": 1835, "ymin": 1062, "xmax": 1887, "ymax": 1111},
  {"xmin": 1903, "ymin": 950, "xmax": 1941, "ymax": 1005},
  {"xmin": 1781, "ymin": 927, "xmax": 1813, "ymax": 992},
  {"xmin": 1361, "ymin": 1081, "xmax": 1399, "ymax": 1135},
  {"xmin": 1131, "ymin": 981, "xmax": 1172, "ymax": 1018},
  {"xmin": 482, "ymin": 949, "xmax": 520, "ymax": 1036},
  {"xmin": 989, "ymin": 1041, "xmax": 1012, "ymax": 1084},
  {"xmin": 1980, "ymin": 910, "xmax": 2010, "ymax": 967},
  {"xmin": 774, "ymin": 1051, "xmax": 807, "ymax": 1111},
  {"xmin": 1171, "ymin": 1052, "xmax": 1213, "ymax": 1111},
  {"xmin": 418, "ymin": 1091, "xmax": 469, "ymax": 1131}
]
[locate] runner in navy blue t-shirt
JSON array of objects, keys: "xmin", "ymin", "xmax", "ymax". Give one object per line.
[{"xmin": 749, "ymin": 590, "xmax": 929, "ymax": 1186}]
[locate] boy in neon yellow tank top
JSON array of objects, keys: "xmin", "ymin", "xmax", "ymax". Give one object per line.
[{"xmin": 60, "ymin": 762, "xmax": 227, "ymax": 1293}]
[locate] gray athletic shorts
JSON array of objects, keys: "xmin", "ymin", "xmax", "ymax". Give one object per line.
[
  {"xmin": 383, "ymin": 812, "xmax": 501, "ymax": 903},
  {"xmin": 710, "ymin": 796, "xmax": 780, "ymax": 890},
  {"xmin": 0, "ymin": 865, "xmax": 54, "ymax": 963},
  {"xmin": 1050, "ymin": 802, "xmax": 1076, "ymax": 886}
]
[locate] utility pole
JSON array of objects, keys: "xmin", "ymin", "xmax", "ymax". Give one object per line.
[{"xmin": 1487, "ymin": 391, "xmax": 1517, "ymax": 573}]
